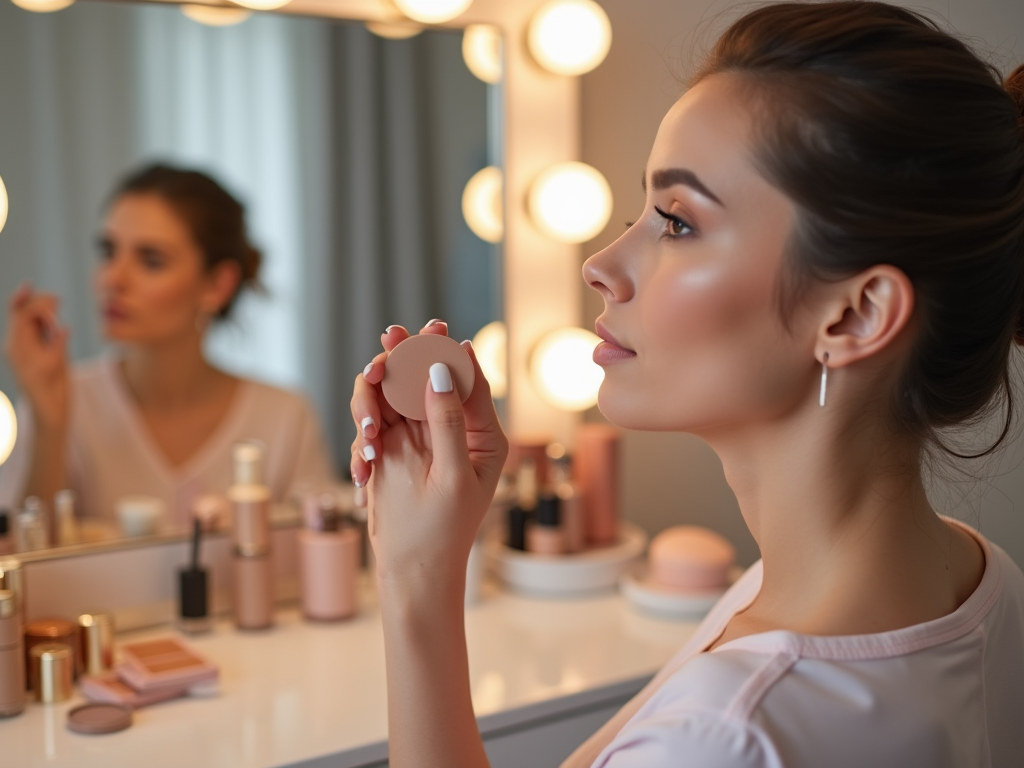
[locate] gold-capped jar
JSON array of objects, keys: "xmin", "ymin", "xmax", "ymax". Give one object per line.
[{"xmin": 30, "ymin": 643, "xmax": 73, "ymax": 704}]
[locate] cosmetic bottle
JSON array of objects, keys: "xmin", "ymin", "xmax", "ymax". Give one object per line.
[
  {"xmin": 0, "ymin": 590, "xmax": 25, "ymax": 718},
  {"xmin": 179, "ymin": 518, "xmax": 211, "ymax": 635},
  {"xmin": 507, "ymin": 458, "xmax": 538, "ymax": 551},
  {"xmin": 25, "ymin": 619, "xmax": 79, "ymax": 681},
  {"xmin": 0, "ymin": 560, "xmax": 24, "ymax": 621},
  {"xmin": 16, "ymin": 497, "xmax": 49, "ymax": 552},
  {"xmin": 526, "ymin": 495, "xmax": 565, "ymax": 555},
  {"xmin": 54, "ymin": 490, "xmax": 78, "ymax": 547},
  {"xmin": 0, "ymin": 511, "xmax": 12, "ymax": 556},
  {"xmin": 29, "ymin": 643, "xmax": 73, "ymax": 703},
  {"xmin": 575, "ymin": 424, "xmax": 621, "ymax": 545},
  {"xmin": 298, "ymin": 495, "xmax": 360, "ymax": 622},
  {"xmin": 229, "ymin": 441, "xmax": 273, "ymax": 630},
  {"xmin": 546, "ymin": 445, "xmax": 586, "ymax": 554}
]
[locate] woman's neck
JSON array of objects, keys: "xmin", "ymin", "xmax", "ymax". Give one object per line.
[
  {"xmin": 118, "ymin": 333, "xmax": 224, "ymax": 410},
  {"xmin": 706, "ymin": 393, "xmax": 983, "ymax": 638}
]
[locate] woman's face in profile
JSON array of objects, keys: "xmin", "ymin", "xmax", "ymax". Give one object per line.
[
  {"xmin": 95, "ymin": 193, "xmax": 217, "ymax": 345},
  {"xmin": 584, "ymin": 74, "xmax": 817, "ymax": 437}
]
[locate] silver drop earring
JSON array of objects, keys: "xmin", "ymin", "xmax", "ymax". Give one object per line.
[{"xmin": 819, "ymin": 352, "xmax": 830, "ymax": 407}]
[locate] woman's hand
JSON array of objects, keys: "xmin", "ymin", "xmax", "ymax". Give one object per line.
[
  {"xmin": 3, "ymin": 283, "xmax": 70, "ymax": 435},
  {"xmin": 350, "ymin": 321, "xmax": 508, "ymax": 593}
]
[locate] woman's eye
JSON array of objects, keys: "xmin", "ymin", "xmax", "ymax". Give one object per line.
[
  {"xmin": 654, "ymin": 206, "xmax": 693, "ymax": 238},
  {"xmin": 95, "ymin": 238, "xmax": 114, "ymax": 261},
  {"xmin": 139, "ymin": 249, "xmax": 166, "ymax": 270}
]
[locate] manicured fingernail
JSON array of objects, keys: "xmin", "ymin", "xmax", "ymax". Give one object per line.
[
  {"xmin": 385, "ymin": 325, "xmax": 400, "ymax": 334},
  {"xmin": 362, "ymin": 444, "xmax": 377, "ymax": 462},
  {"xmin": 461, "ymin": 339, "xmax": 473, "ymax": 349},
  {"xmin": 429, "ymin": 362, "xmax": 453, "ymax": 393},
  {"xmin": 353, "ymin": 476, "xmax": 365, "ymax": 488},
  {"xmin": 361, "ymin": 416, "xmax": 376, "ymax": 436},
  {"xmin": 426, "ymin": 318, "xmax": 446, "ymax": 327},
  {"xmin": 363, "ymin": 362, "xmax": 373, "ymax": 377}
]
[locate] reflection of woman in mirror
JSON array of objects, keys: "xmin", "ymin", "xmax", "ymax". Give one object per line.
[
  {"xmin": 349, "ymin": 4, "xmax": 1024, "ymax": 767},
  {"xmin": 0, "ymin": 164, "xmax": 336, "ymax": 528}
]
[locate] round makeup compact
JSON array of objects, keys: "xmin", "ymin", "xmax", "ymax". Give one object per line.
[
  {"xmin": 381, "ymin": 334, "xmax": 475, "ymax": 421},
  {"xmin": 648, "ymin": 525, "xmax": 736, "ymax": 592},
  {"xmin": 66, "ymin": 702, "xmax": 133, "ymax": 735}
]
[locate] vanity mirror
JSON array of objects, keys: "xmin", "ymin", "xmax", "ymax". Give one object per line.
[{"xmin": 0, "ymin": 0, "xmax": 502, "ymax": 558}]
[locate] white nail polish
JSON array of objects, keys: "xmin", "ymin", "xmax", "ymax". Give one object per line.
[
  {"xmin": 426, "ymin": 318, "xmax": 446, "ymax": 327},
  {"xmin": 429, "ymin": 362, "xmax": 454, "ymax": 393},
  {"xmin": 361, "ymin": 416, "xmax": 375, "ymax": 435},
  {"xmin": 385, "ymin": 325, "xmax": 399, "ymax": 334},
  {"xmin": 363, "ymin": 362, "xmax": 373, "ymax": 377},
  {"xmin": 363, "ymin": 445, "xmax": 377, "ymax": 462},
  {"xmin": 353, "ymin": 476, "xmax": 365, "ymax": 488}
]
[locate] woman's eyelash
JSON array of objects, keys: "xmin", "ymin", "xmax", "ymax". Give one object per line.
[
  {"xmin": 625, "ymin": 221, "xmax": 635, "ymax": 229},
  {"xmin": 653, "ymin": 205, "xmax": 693, "ymax": 236}
]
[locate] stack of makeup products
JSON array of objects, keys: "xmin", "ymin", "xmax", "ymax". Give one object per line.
[{"xmin": 504, "ymin": 423, "xmax": 622, "ymax": 557}]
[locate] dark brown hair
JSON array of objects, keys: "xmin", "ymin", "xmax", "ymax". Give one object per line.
[
  {"xmin": 694, "ymin": 2, "xmax": 1024, "ymax": 456},
  {"xmin": 110, "ymin": 163, "xmax": 262, "ymax": 320}
]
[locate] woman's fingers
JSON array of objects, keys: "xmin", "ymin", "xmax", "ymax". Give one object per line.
[{"xmin": 423, "ymin": 363, "xmax": 471, "ymax": 476}]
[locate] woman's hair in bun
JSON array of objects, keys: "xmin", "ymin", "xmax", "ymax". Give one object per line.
[
  {"xmin": 696, "ymin": 2, "xmax": 1024, "ymax": 457},
  {"xmin": 110, "ymin": 163, "xmax": 263, "ymax": 321}
]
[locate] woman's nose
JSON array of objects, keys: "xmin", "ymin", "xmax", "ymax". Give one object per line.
[{"xmin": 583, "ymin": 237, "xmax": 635, "ymax": 304}]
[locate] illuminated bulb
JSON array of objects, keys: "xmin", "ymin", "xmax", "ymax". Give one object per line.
[
  {"xmin": 530, "ymin": 328, "xmax": 604, "ymax": 412},
  {"xmin": 365, "ymin": 21, "xmax": 424, "ymax": 39},
  {"xmin": 393, "ymin": 0, "xmax": 472, "ymax": 24},
  {"xmin": 0, "ymin": 175, "xmax": 8, "ymax": 235},
  {"xmin": 462, "ymin": 24, "xmax": 502, "ymax": 84},
  {"xmin": 528, "ymin": 0, "xmax": 611, "ymax": 76},
  {"xmin": 181, "ymin": 4, "xmax": 252, "ymax": 26},
  {"xmin": 10, "ymin": 0, "xmax": 74, "ymax": 12},
  {"xmin": 528, "ymin": 161, "xmax": 612, "ymax": 243},
  {"xmin": 462, "ymin": 166, "xmax": 503, "ymax": 243},
  {"xmin": 0, "ymin": 392, "xmax": 17, "ymax": 467},
  {"xmin": 231, "ymin": 0, "xmax": 289, "ymax": 11},
  {"xmin": 472, "ymin": 321, "xmax": 507, "ymax": 399}
]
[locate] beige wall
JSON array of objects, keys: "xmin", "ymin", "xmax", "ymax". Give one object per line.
[{"xmin": 580, "ymin": 0, "xmax": 1024, "ymax": 567}]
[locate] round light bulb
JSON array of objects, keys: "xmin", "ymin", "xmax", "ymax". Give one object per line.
[
  {"xmin": 365, "ymin": 21, "xmax": 424, "ymax": 39},
  {"xmin": 530, "ymin": 327, "xmax": 604, "ymax": 412},
  {"xmin": 462, "ymin": 24, "xmax": 502, "ymax": 84},
  {"xmin": 10, "ymin": 0, "xmax": 74, "ymax": 12},
  {"xmin": 528, "ymin": 0, "xmax": 611, "ymax": 76},
  {"xmin": 181, "ymin": 4, "xmax": 252, "ymax": 26},
  {"xmin": 231, "ymin": 0, "xmax": 289, "ymax": 10},
  {"xmin": 0, "ymin": 175, "xmax": 8, "ymax": 236},
  {"xmin": 472, "ymin": 321, "xmax": 507, "ymax": 399},
  {"xmin": 393, "ymin": 0, "xmax": 473, "ymax": 25},
  {"xmin": 528, "ymin": 161, "xmax": 612, "ymax": 243},
  {"xmin": 462, "ymin": 166, "xmax": 503, "ymax": 243},
  {"xmin": 0, "ymin": 391, "xmax": 17, "ymax": 467}
]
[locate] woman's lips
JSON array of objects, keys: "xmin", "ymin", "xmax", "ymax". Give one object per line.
[
  {"xmin": 593, "ymin": 341, "xmax": 637, "ymax": 365},
  {"xmin": 103, "ymin": 306, "xmax": 129, "ymax": 322},
  {"xmin": 593, "ymin": 322, "xmax": 636, "ymax": 365}
]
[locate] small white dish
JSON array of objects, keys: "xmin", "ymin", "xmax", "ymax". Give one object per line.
[
  {"xmin": 486, "ymin": 522, "xmax": 647, "ymax": 598},
  {"xmin": 620, "ymin": 563, "xmax": 741, "ymax": 621}
]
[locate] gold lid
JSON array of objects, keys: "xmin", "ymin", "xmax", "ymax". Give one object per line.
[
  {"xmin": 30, "ymin": 643, "xmax": 73, "ymax": 704},
  {"xmin": 78, "ymin": 612, "xmax": 114, "ymax": 675},
  {"xmin": 0, "ymin": 590, "xmax": 13, "ymax": 619}
]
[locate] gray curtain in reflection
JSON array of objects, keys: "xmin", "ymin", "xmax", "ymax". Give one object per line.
[{"xmin": 301, "ymin": 25, "xmax": 495, "ymax": 469}]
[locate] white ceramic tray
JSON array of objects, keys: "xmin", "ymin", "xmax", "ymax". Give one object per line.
[
  {"xmin": 620, "ymin": 563, "xmax": 742, "ymax": 621},
  {"xmin": 486, "ymin": 523, "xmax": 647, "ymax": 598}
]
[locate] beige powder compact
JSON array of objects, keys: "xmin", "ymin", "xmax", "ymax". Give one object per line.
[{"xmin": 381, "ymin": 334, "xmax": 475, "ymax": 421}]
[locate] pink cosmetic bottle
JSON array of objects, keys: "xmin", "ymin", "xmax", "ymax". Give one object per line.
[
  {"xmin": 0, "ymin": 590, "xmax": 25, "ymax": 718},
  {"xmin": 575, "ymin": 424, "xmax": 621, "ymax": 546},
  {"xmin": 298, "ymin": 495, "xmax": 360, "ymax": 622},
  {"xmin": 230, "ymin": 441, "xmax": 274, "ymax": 630}
]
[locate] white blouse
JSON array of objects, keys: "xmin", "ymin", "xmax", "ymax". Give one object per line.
[
  {"xmin": 591, "ymin": 520, "xmax": 1024, "ymax": 768},
  {"xmin": 0, "ymin": 356, "xmax": 338, "ymax": 526}
]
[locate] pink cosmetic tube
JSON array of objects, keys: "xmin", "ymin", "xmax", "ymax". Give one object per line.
[{"xmin": 575, "ymin": 423, "xmax": 621, "ymax": 545}]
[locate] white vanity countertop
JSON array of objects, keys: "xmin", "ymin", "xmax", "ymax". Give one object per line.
[{"xmin": 1, "ymin": 583, "xmax": 698, "ymax": 768}]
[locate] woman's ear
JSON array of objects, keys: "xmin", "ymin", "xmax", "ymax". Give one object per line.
[
  {"xmin": 202, "ymin": 260, "xmax": 242, "ymax": 318},
  {"xmin": 814, "ymin": 265, "xmax": 915, "ymax": 367}
]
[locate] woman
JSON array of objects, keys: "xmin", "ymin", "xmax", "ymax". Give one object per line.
[
  {"xmin": 349, "ymin": 3, "xmax": 1024, "ymax": 767},
  {"xmin": 1, "ymin": 164, "xmax": 335, "ymax": 527}
]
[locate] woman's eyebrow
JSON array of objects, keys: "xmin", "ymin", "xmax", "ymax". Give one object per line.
[{"xmin": 642, "ymin": 168, "xmax": 724, "ymax": 207}]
